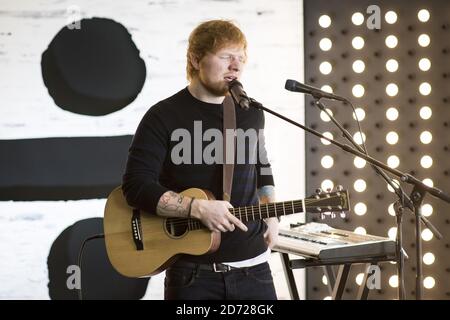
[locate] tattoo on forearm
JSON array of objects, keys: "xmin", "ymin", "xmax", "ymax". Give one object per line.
[
  {"xmin": 156, "ymin": 191, "xmax": 190, "ymax": 217},
  {"xmin": 258, "ymin": 185, "xmax": 276, "ymax": 204}
]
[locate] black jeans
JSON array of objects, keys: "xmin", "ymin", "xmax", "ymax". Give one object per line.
[{"xmin": 164, "ymin": 262, "xmax": 277, "ymax": 300}]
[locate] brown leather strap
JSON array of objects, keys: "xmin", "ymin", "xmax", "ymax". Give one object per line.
[{"xmin": 222, "ymin": 95, "xmax": 236, "ymax": 202}]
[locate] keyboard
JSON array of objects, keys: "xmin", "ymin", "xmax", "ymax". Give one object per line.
[{"xmin": 274, "ymin": 222, "xmax": 397, "ymax": 260}]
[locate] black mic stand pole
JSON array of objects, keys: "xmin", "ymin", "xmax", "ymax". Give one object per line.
[{"xmin": 249, "ymin": 97, "xmax": 448, "ymax": 300}]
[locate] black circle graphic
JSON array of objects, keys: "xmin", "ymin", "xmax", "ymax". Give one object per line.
[{"xmin": 41, "ymin": 17, "xmax": 146, "ymax": 116}]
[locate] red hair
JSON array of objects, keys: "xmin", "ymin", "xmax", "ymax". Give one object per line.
[{"xmin": 186, "ymin": 20, "xmax": 247, "ymax": 81}]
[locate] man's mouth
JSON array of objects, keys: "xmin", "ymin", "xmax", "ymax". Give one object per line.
[{"xmin": 224, "ymin": 76, "xmax": 237, "ymax": 82}]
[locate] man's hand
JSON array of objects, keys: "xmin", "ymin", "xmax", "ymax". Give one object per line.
[
  {"xmin": 191, "ymin": 199, "xmax": 248, "ymax": 233},
  {"xmin": 264, "ymin": 217, "xmax": 279, "ymax": 249},
  {"xmin": 156, "ymin": 191, "xmax": 248, "ymax": 233}
]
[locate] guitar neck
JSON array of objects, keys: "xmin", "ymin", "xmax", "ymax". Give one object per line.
[
  {"xmin": 229, "ymin": 200, "xmax": 304, "ymax": 222},
  {"xmin": 184, "ymin": 199, "xmax": 304, "ymax": 232}
]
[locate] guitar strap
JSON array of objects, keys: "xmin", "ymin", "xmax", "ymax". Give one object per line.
[{"xmin": 222, "ymin": 95, "xmax": 236, "ymax": 202}]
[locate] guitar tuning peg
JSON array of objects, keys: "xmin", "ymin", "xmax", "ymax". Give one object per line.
[
  {"xmin": 326, "ymin": 188, "xmax": 332, "ymax": 193},
  {"xmin": 315, "ymin": 188, "xmax": 322, "ymax": 195},
  {"xmin": 340, "ymin": 212, "xmax": 346, "ymax": 218},
  {"xmin": 336, "ymin": 185, "xmax": 343, "ymax": 191},
  {"xmin": 331, "ymin": 212, "xmax": 336, "ymax": 219},
  {"xmin": 320, "ymin": 213, "xmax": 326, "ymax": 220}
]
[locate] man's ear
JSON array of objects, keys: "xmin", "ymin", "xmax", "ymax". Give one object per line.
[{"xmin": 189, "ymin": 53, "xmax": 200, "ymax": 70}]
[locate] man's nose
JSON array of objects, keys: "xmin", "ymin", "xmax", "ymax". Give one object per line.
[{"xmin": 229, "ymin": 58, "xmax": 241, "ymax": 72}]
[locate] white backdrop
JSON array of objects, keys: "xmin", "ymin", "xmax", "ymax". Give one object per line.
[{"xmin": 0, "ymin": 0, "xmax": 304, "ymax": 299}]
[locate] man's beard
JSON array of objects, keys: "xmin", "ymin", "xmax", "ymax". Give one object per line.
[{"xmin": 199, "ymin": 76, "xmax": 229, "ymax": 96}]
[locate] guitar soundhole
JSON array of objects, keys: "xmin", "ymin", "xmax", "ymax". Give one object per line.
[{"xmin": 165, "ymin": 218, "xmax": 189, "ymax": 238}]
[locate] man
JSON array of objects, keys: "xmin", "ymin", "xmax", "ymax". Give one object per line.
[{"xmin": 122, "ymin": 20, "xmax": 278, "ymax": 300}]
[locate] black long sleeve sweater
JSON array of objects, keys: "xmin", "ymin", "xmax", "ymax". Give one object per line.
[{"xmin": 122, "ymin": 87, "xmax": 274, "ymax": 263}]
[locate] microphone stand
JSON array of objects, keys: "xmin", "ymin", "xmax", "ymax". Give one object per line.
[
  {"xmin": 312, "ymin": 97, "xmax": 411, "ymax": 299},
  {"xmin": 248, "ymin": 97, "xmax": 449, "ymax": 300}
]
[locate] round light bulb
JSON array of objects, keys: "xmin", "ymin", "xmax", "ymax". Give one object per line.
[
  {"xmin": 424, "ymin": 276, "xmax": 435, "ymax": 289},
  {"xmin": 320, "ymin": 61, "xmax": 333, "ymax": 75},
  {"xmin": 386, "ymin": 131, "xmax": 399, "ymax": 144},
  {"xmin": 418, "ymin": 9, "xmax": 430, "ymax": 23},
  {"xmin": 419, "ymin": 58, "xmax": 431, "ymax": 71},
  {"xmin": 387, "ymin": 155, "xmax": 400, "ymax": 168},
  {"xmin": 385, "ymin": 35, "xmax": 398, "ymax": 48},
  {"xmin": 321, "ymin": 155, "xmax": 334, "ymax": 169},
  {"xmin": 420, "ymin": 131, "xmax": 432, "ymax": 144},
  {"xmin": 353, "ymin": 132, "xmax": 366, "ymax": 145},
  {"xmin": 423, "ymin": 252, "xmax": 435, "ymax": 265},
  {"xmin": 421, "ymin": 228, "xmax": 433, "ymax": 241},
  {"xmin": 320, "ymin": 108, "xmax": 333, "ymax": 122},
  {"xmin": 386, "ymin": 59, "xmax": 399, "ymax": 72},
  {"xmin": 321, "ymin": 179, "xmax": 334, "ymax": 191},
  {"xmin": 352, "ymin": 60, "xmax": 365, "ymax": 73},
  {"xmin": 423, "ymin": 178, "xmax": 434, "ymax": 187},
  {"xmin": 354, "ymin": 202, "xmax": 367, "ymax": 216},
  {"xmin": 385, "ymin": 11, "xmax": 398, "ymax": 24},
  {"xmin": 352, "ymin": 84, "xmax": 365, "ymax": 98},
  {"xmin": 321, "ymin": 85, "xmax": 333, "ymax": 93},
  {"xmin": 389, "ymin": 275, "xmax": 399, "ymax": 288},
  {"xmin": 420, "ymin": 106, "xmax": 432, "ymax": 120},
  {"xmin": 353, "ymin": 108, "xmax": 366, "ymax": 121},
  {"xmin": 352, "ymin": 12, "xmax": 365, "ymax": 26},
  {"xmin": 388, "ymin": 227, "xmax": 397, "ymax": 240},
  {"xmin": 421, "ymin": 155, "xmax": 433, "ymax": 168},
  {"xmin": 419, "ymin": 82, "xmax": 432, "ymax": 96},
  {"xmin": 386, "ymin": 107, "xmax": 399, "ymax": 121},
  {"xmin": 354, "ymin": 156, "xmax": 366, "ymax": 169},
  {"xmin": 319, "ymin": 15, "xmax": 332, "ymax": 28},
  {"xmin": 321, "ymin": 132, "xmax": 333, "ymax": 145},
  {"xmin": 319, "ymin": 38, "xmax": 333, "ymax": 51},
  {"xmin": 422, "ymin": 204, "xmax": 433, "ymax": 217},
  {"xmin": 355, "ymin": 273, "xmax": 365, "ymax": 286},
  {"xmin": 386, "ymin": 83, "xmax": 399, "ymax": 97},
  {"xmin": 352, "ymin": 36, "xmax": 365, "ymax": 50},
  {"xmin": 418, "ymin": 34, "xmax": 430, "ymax": 47},
  {"xmin": 354, "ymin": 179, "xmax": 367, "ymax": 192},
  {"xmin": 388, "ymin": 203, "xmax": 395, "ymax": 216}
]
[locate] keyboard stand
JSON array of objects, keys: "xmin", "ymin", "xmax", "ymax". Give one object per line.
[{"xmin": 279, "ymin": 253, "xmax": 397, "ymax": 300}]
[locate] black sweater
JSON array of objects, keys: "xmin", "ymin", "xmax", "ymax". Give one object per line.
[{"xmin": 122, "ymin": 88, "xmax": 275, "ymax": 263}]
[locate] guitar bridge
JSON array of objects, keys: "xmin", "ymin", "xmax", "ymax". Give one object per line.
[{"xmin": 131, "ymin": 209, "xmax": 144, "ymax": 250}]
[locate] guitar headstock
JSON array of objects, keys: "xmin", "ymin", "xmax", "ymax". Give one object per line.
[{"xmin": 304, "ymin": 185, "xmax": 350, "ymax": 219}]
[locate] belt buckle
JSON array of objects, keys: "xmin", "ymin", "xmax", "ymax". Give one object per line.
[{"xmin": 213, "ymin": 263, "xmax": 231, "ymax": 272}]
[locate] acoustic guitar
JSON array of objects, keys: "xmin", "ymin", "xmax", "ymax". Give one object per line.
[{"xmin": 104, "ymin": 186, "xmax": 350, "ymax": 277}]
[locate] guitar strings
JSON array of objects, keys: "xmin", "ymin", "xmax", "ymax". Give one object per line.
[{"xmin": 147, "ymin": 195, "xmax": 346, "ymax": 231}]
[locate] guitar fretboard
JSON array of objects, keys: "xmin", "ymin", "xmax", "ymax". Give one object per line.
[
  {"xmin": 186, "ymin": 200, "xmax": 304, "ymax": 231},
  {"xmin": 229, "ymin": 200, "xmax": 304, "ymax": 221}
]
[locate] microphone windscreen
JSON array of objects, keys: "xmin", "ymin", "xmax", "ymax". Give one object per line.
[{"xmin": 284, "ymin": 79, "xmax": 298, "ymax": 92}]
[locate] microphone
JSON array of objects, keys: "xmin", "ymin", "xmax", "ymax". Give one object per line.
[
  {"xmin": 285, "ymin": 79, "xmax": 348, "ymax": 102},
  {"xmin": 228, "ymin": 79, "xmax": 250, "ymax": 109}
]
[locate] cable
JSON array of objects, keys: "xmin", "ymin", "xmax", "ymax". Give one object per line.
[
  {"xmin": 347, "ymin": 100, "xmax": 368, "ymax": 154},
  {"xmin": 76, "ymin": 233, "xmax": 105, "ymax": 300}
]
